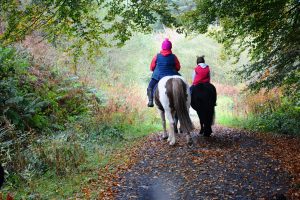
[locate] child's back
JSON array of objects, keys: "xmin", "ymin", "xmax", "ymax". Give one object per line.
[
  {"xmin": 147, "ymin": 38, "xmax": 181, "ymax": 107},
  {"xmin": 192, "ymin": 56, "xmax": 210, "ymax": 86}
]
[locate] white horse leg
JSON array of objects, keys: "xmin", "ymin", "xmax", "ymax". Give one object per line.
[
  {"xmin": 186, "ymin": 132, "xmax": 192, "ymax": 146},
  {"xmin": 160, "ymin": 110, "xmax": 168, "ymax": 139},
  {"xmin": 165, "ymin": 111, "xmax": 175, "ymax": 145}
]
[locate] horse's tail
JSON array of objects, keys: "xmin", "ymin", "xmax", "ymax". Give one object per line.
[
  {"xmin": 210, "ymin": 84, "xmax": 217, "ymax": 126},
  {"xmin": 172, "ymin": 78, "xmax": 194, "ymax": 132},
  {"xmin": 212, "ymin": 108, "xmax": 215, "ymax": 125}
]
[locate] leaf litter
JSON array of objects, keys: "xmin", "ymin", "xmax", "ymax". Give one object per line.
[{"xmin": 84, "ymin": 126, "xmax": 300, "ymax": 199}]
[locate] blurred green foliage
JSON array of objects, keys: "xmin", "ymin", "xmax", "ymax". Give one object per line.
[
  {"xmin": 0, "ymin": 0, "xmax": 177, "ymax": 61},
  {"xmin": 0, "ymin": 46, "xmax": 92, "ymax": 131},
  {"xmin": 180, "ymin": 0, "xmax": 300, "ymax": 95},
  {"xmin": 0, "ymin": 45, "xmax": 87, "ymax": 195},
  {"xmin": 244, "ymin": 98, "xmax": 300, "ymax": 135}
]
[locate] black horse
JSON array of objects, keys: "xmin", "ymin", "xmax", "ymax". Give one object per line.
[{"xmin": 191, "ymin": 83, "xmax": 217, "ymax": 137}]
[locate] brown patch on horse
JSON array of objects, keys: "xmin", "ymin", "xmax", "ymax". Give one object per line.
[
  {"xmin": 181, "ymin": 79, "xmax": 188, "ymax": 101},
  {"xmin": 166, "ymin": 78, "xmax": 188, "ymax": 110},
  {"xmin": 154, "ymin": 85, "xmax": 164, "ymax": 111},
  {"xmin": 166, "ymin": 79, "xmax": 175, "ymax": 112},
  {"xmin": 171, "ymin": 78, "xmax": 194, "ymax": 132}
]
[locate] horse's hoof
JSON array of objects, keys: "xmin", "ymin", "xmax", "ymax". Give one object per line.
[
  {"xmin": 169, "ymin": 141, "xmax": 175, "ymax": 146},
  {"xmin": 162, "ymin": 133, "xmax": 168, "ymax": 140},
  {"xmin": 203, "ymin": 133, "xmax": 211, "ymax": 137},
  {"xmin": 162, "ymin": 135, "xmax": 168, "ymax": 140},
  {"xmin": 187, "ymin": 137, "xmax": 193, "ymax": 146}
]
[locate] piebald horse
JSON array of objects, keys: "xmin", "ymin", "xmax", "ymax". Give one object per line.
[{"xmin": 154, "ymin": 75, "xmax": 194, "ymax": 145}]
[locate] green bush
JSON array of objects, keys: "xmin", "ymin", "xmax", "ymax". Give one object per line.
[
  {"xmin": 0, "ymin": 45, "xmax": 95, "ymax": 131},
  {"xmin": 0, "ymin": 45, "xmax": 103, "ymax": 187},
  {"xmin": 243, "ymin": 100, "xmax": 300, "ymax": 135},
  {"xmin": 0, "ymin": 46, "xmax": 46, "ymax": 130}
]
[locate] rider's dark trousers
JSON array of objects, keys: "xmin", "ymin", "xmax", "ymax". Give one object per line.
[{"xmin": 147, "ymin": 78, "xmax": 159, "ymax": 98}]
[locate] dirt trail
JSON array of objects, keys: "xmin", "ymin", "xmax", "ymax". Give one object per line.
[{"xmin": 100, "ymin": 126, "xmax": 300, "ymax": 200}]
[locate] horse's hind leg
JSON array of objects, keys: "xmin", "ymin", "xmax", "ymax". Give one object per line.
[
  {"xmin": 203, "ymin": 108, "xmax": 213, "ymax": 137},
  {"xmin": 204, "ymin": 121, "xmax": 212, "ymax": 137},
  {"xmin": 197, "ymin": 111, "xmax": 204, "ymax": 135},
  {"xmin": 174, "ymin": 113, "xmax": 179, "ymax": 134},
  {"xmin": 160, "ymin": 110, "xmax": 168, "ymax": 139},
  {"xmin": 165, "ymin": 111, "xmax": 176, "ymax": 145},
  {"xmin": 200, "ymin": 122, "xmax": 204, "ymax": 135},
  {"xmin": 186, "ymin": 132, "xmax": 192, "ymax": 146}
]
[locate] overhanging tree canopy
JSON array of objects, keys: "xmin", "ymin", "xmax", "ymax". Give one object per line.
[
  {"xmin": 181, "ymin": 0, "xmax": 299, "ymax": 95},
  {"xmin": 1, "ymin": 0, "xmax": 299, "ymax": 96},
  {"xmin": 0, "ymin": 0, "xmax": 176, "ymax": 55}
]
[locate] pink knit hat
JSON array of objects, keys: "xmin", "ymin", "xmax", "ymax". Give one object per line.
[{"xmin": 161, "ymin": 38, "xmax": 172, "ymax": 50}]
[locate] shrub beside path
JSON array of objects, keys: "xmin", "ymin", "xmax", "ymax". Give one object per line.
[{"xmin": 92, "ymin": 126, "xmax": 300, "ymax": 199}]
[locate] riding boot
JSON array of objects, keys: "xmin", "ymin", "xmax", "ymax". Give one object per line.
[{"xmin": 147, "ymin": 88, "xmax": 154, "ymax": 107}]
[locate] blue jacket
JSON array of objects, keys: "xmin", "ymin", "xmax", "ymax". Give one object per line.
[{"xmin": 151, "ymin": 53, "xmax": 180, "ymax": 80}]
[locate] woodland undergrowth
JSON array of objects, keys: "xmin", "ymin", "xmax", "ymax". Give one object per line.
[{"xmin": 0, "ymin": 42, "xmax": 160, "ymax": 199}]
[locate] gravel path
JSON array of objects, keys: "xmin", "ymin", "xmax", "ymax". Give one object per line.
[{"xmin": 113, "ymin": 126, "xmax": 292, "ymax": 200}]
